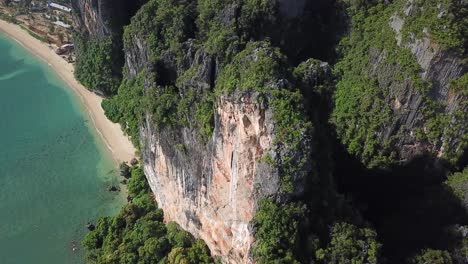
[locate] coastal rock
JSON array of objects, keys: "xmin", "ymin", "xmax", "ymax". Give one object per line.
[
  {"xmin": 86, "ymin": 223, "xmax": 95, "ymax": 231},
  {"xmin": 364, "ymin": 44, "xmax": 466, "ymax": 164},
  {"xmin": 140, "ymin": 93, "xmax": 277, "ymax": 263},
  {"xmin": 333, "ymin": 1, "xmax": 467, "ymax": 167},
  {"xmin": 108, "ymin": 185, "xmax": 119, "ymax": 192},
  {"xmin": 71, "ymin": 0, "xmax": 146, "ymax": 39},
  {"xmin": 124, "ymin": 35, "xmax": 312, "ymax": 261}
]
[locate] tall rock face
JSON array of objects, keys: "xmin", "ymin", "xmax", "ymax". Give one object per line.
[
  {"xmin": 133, "ymin": 43, "xmax": 312, "ymax": 262},
  {"xmin": 140, "ymin": 93, "xmax": 278, "ymax": 262},
  {"xmin": 332, "ymin": 0, "xmax": 467, "ymax": 168},
  {"xmin": 77, "ymin": 0, "xmax": 468, "ymax": 263},
  {"xmin": 117, "ymin": 1, "xmax": 319, "ymax": 262},
  {"xmin": 72, "ymin": 0, "xmax": 145, "ymax": 38},
  {"xmin": 71, "ymin": 0, "xmax": 147, "ymax": 95}
]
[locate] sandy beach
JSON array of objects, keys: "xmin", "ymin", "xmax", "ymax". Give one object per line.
[{"xmin": 0, "ymin": 20, "xmax": 136, "ymax": 163}]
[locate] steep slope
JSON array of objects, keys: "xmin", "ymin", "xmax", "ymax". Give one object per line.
[
  {"xmin": 120, "ymin": 2, "xmax": 314, "ymax": 258},
  {"xmin": 71, "ymin": 0, "xmax": 147, "ymax": 95},
  {"xmin": 72, "ymin": 0, "xmax": 146, "ymax": 39},
  {"xmin": 73, "ymin": 0, "xmax": 468, "ymax": 263},
  {"xmin": 101, "ymin": 0, "xmax": 351, "ymax": 262},
  {"xmin": 332, "ymin": 0, "xmax": 467, "ymax": 168}
]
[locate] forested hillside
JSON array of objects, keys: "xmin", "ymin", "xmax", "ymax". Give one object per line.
[{"xmin": 73, "ymin": 0, "xmax": 467, "ymax": 263}]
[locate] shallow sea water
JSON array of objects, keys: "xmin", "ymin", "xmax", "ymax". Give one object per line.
[{"xmin": 0, "ymin": 33, "xmax": 123, "ymax": 264}]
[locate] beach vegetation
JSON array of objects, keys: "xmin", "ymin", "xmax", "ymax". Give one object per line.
[
  {"xmin": 19, "ymin": 24, "xmax": 48, "ymax": 43},
  {"xmin": 82, "ymin": 166, "xmax": 213, "ymax": 264},
  {"xmin": 74, "ymin": 35, "xmax": 121, "ymax": 95}
]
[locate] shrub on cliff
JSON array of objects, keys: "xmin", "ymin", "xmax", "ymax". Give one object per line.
[
  {"xmin": 74, "ymin": 35, "xmax": 121, "ymax": 95},
  {"xmin": 411, "ymin": 249, "xmax": 453, "ymax": 264},
  {"xmin": 315, "ymin": 222, "xmax": 381, "ymax": 264},
  {"xmin": 332, "ymin": 0, "xmax": 467, "ymax": 167},
  {"xmin": 445, "ymin": 168, "xmax": 468, "ymax": 208},
  {"xmin": 252, "ymin": 199, "xmax": 306, "ymax": 263}
]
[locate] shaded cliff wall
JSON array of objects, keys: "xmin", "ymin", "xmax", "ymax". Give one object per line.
[
  {"xmin": 72, "ymin": 0, "xmax": 145, "ymax": 38},
  {"xmin": 383, "ymin": 11, "xmax": 466, "ymax": 163},
  {"xmin": 71, "ymin": 0, "xmax": 147, "ymax": 95},
  {"xmin": 332, "ymin": 0, "xmax": 467, "ymax": 168}
]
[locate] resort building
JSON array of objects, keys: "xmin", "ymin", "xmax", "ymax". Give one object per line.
[
  {"xmin": 47, "ymin": 2, "xmax": 71, "ymax": 13},
  {"xmin": 53, "ymin": 20, "xmax": 71, "ymax": 28}
]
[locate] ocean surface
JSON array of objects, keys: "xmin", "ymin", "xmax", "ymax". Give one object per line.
[{"xmin": 0, "ymin": 33, "xmax": 123, "ymax": 263}]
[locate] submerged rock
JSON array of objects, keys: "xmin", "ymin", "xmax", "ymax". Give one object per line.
[
  {"xmin": 108, "ymin": 186, "xmax": 119, "ymax": 192},
  {"xmin": 86, "ymin": 222, "xmax": 95, "ymax": 231}
]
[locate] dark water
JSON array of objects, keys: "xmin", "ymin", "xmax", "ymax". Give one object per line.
[{"xmin": 0, "ymin": 33, "xmax": 123, "ymax": 263}]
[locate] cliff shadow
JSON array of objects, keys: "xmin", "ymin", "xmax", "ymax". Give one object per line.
[{"xmin": 333, "ymin": 145, "xmax": 468, "ymax": 263}]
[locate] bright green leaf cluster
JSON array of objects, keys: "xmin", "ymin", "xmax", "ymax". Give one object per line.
[{"xmin": 316, "ymin": 222, "xmax": 381, "ymax": 264}]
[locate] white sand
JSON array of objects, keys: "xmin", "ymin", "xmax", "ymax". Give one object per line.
[{"xmin": 0, "ymin": 20, "xmax": 136, "ymax": 163}]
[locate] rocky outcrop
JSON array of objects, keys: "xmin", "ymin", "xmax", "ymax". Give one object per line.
[
  {"xmin": 333, "ymin": 0, "xmax": 467, "ymax": 167},
  {"xmin": 132, "ymin": 41, "xmax": 312, "ymax": 262},
  {"xmin": 115, "ymin": 0, "xmax": 338, "ymax": 261},
  {"xmin": 119, "ymin": 2, "xmax": 315, "ymax": 258},
  {"xmin": 141, "ymin": 92, "xmax": 279, "ymax": 262},
  {"xmin": 71, "ymin": 0, "xmax": 147, "ymax": 95},
  {"xmin": 73, "ymin": 0, "xmax": 467, "ymax": 262},
  {"xmin": 382, "ymin": 11, "xmax": 467, "ymax": 163},
  {"xmin": 72, "ymin": 0, "xmax": 145, "ymax": 38}
]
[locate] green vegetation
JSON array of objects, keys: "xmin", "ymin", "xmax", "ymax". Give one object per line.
[
  {"xmin": 19, "ymin": 24, "xmax": 48, "ymax": 43},
  {"xmin": 252, "ymin": 199, "xmax": 305, "ymax": 263},
  {"xmin": 123, "ymin": 0, "xmax": 196, "ymax": 68},
  {"xmin": 333, "ymin": 3, "xmax": 401, "ymax": 167},
  {"xmin": 411, "ymin": 249, "xmax": 453, "ymax": 264},
  {"xmin": 0, "ymin": 11, "xmax": 18, "ymax": 24},
  {"xmin": 332, "ymin": 0, "xmax": 466, "ymax": 167},
  {"xmin": 316, "ymin": 222, "xmax": 381, "ymax": 264},
  {"xmin": 102, "ymin": 71, "xmax": 146, "ymax": 148},
  {"xmin": 82, "ymin": 166, "xmax": 213, "ymax": 264},
  {"xmin": 86, "ymin": 0, "xmax": 468, "ymax": 263},
  {"xmin": 450, "ymin": 73, "xmax": 468, "ymax": 96},
  {"xmin": 103, "ymin": 0, "xmax": 215, "ymax": 143},
  {"xmin": 215, "ymin": 42, "xmax": 288, "ymax": 95},
  {"xmin": 74, "ymin": 35, "xmax": 121, "ymax": 95},
  {"xmin": 196, "ymin": 0, "xmax": 238, "ymax": 60},
  {"xmin": 445, "ymin": 168, "xmax": 468, "ymax": 204},
  {"xmin": 400, "ymin": 0, "xmax": 467, "ymax": 53},
  {"xmin": 441, "ymin": 74, "xmax": 468, "ymax": 164}
]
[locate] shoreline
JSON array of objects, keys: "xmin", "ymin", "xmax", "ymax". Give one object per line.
[{"xmin": 0, "ymin": 20, "xmax": 136, "ymax": 164}]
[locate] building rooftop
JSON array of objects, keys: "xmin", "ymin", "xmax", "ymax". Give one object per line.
[{"xmin": 48, "ymin": 3, "xmax": 71, "ymax": 13}]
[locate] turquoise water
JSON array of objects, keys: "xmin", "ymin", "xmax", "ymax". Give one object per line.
[{"xmin": 0, "ymin": 33, "xmax": 123, "ymax": 263}]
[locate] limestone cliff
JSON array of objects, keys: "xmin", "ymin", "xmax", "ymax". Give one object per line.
[
  {"xmin": 332, "ymin": 0, "xmax": 467, "ymax": 167},
  {"xmin": 73, "ymin": 0, "xmax": 467, "ymax": 262},
  {"xmin": 140, "ymin": 93, "xmax": 278, "ymax": 262},
  {"xmin": 119, "ymin": 1, "xmax": 320, "ymax": 261},
  {"xmin": 72, "ymin": 0, "xmax": 145, "ymax": 38},
  {"xmin": 130, "ymin": 42, "xmax": 313, "ymax": 262},
  {"xmin": 71, "ymin": 0, "xmax": 147, "ymax": 95}
]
